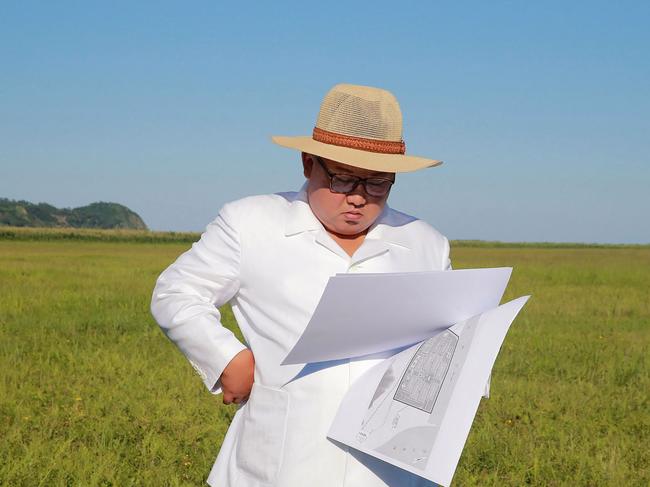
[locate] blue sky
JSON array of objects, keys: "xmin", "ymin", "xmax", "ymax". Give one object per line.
[{"xmin": 1, "ymin": 1, "xmax": 648, "ymax": 243}]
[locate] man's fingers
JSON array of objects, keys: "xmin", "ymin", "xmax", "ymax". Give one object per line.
[
  {"xmin": 224, "ymin": 393, "xmax": 251, "ymax": 405},
  {"xmin": 222, "ymin": 380, "xmax": 254, "ymax": 405},
  {"xmin": 223, "ymin": 393, "xmax": 246, "ymax": 405}
]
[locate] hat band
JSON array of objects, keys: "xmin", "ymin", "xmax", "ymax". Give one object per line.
[{"xmin": 312, "ymin": 127, "xmax": 406, "ymax": 155}]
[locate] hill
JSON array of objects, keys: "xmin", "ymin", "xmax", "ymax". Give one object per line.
[{"xmin": 0, "ymin": 198, "xmax": 147, "ymax": 230}]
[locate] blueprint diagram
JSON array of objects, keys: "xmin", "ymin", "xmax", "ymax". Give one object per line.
[
  {"xmin": 394, "ymin": 330, "xmax": 458, "ymax": 413},
  {"xmin": 355, "ymin": 324, "xmax": 472, "ymax": 469}
]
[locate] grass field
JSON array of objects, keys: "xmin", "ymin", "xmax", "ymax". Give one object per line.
[{"xmin": 0, "ymin": 234, "xmax": 648, "ymax": 486}]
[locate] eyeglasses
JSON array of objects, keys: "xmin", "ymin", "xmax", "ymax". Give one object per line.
[{"xmin": 312, "ymin": 156, "xmax": 394, "ymax": 197}]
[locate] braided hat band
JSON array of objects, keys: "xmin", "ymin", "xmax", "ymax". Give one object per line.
[{"xmin": 312, "ymin": 127, "xmax": 406, "ymax": 155}]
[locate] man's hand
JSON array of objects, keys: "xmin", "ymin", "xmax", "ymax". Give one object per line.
[{"xmin": 220, "ymin": 349, "xmax": 255, "ymax": 405}]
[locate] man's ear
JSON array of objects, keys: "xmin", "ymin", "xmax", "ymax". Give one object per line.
[{"xmin": 302, "ymin": 152, "xmax": 313, "ymax": 179}]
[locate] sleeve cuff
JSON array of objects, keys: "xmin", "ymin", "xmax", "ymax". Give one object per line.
[{"xmin": 205, "ymin": 337, "xmax": 248, "ymax": 395}]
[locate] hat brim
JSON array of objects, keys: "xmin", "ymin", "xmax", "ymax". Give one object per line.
[{"xmin": 271, "ymin": 135, "xmax": 442, "ymax": 173}]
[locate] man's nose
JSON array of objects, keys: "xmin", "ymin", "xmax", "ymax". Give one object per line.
[{"xmin": 345, "ymin": 184, "xmax": 368, "ymax": 206}]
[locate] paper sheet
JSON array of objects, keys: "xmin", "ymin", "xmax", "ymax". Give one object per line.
[
  {"xmin": 327, "ymin": 296, "xmax": 530, "ymax": 487},
  {"xmin": 282, "ymin": 267, "xmax": 512, "ymax": 365}
]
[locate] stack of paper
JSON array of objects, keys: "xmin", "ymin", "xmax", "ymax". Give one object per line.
[{"xmin": 283, "ymin": 268, "xmax": 530, "ymax": 487}]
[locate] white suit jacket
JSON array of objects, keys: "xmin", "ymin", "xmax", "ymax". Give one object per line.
[{"xmin": 151, "ymin": 187, "xmax": 451, "ymax": 487}]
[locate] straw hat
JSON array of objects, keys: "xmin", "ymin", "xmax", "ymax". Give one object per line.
[{"xmin": 272, "ymin": 83, "xmax": 442, "ymax": 173}]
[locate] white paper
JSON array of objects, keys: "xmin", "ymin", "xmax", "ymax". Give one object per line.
[
  {"xmin": 327, "ymin": 296, "xmax": 529, "ymax": 487},
  {"xmin": 282, "ymin": 267, "xmax": 512, "ymax": 365}
]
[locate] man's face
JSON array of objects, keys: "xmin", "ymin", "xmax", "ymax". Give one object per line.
[{"xmin": 302, "ymin": 153, "xmax": 395, "ymax": 237}]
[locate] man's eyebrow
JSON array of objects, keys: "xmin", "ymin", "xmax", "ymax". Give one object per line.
[
  {"xmin": 329, "ymin": 163, "xmax": 392, "ymax": 179},
  {"xmin": 330, "ymin": 166, "xmax": 355, "ymax": 174}
]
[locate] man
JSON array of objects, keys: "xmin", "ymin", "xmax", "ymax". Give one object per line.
[{"xmin": 151, "ymin": 83, "xmax": 451, "ymax": 486}]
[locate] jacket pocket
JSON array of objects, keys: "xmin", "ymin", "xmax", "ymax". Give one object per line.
[{"xmin": 235, "ymin": 382, "xmax": 289, "ymax": 485}]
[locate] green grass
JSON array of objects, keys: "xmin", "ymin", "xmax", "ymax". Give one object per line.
[
  {"xmin": 0, "ymin": 239, "xmax": 648, "ymax": 486},
  {"xmin": 0, "ymin": 226, "xmax": 200, "ymax": 243},
  {"xmin": 449, "ymin": 246, "xmax": 649, "ymax": 486}
]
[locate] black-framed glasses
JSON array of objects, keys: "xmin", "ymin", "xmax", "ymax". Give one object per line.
[{"xmin": 313, "ymin": 156, "xmax": 394, "ymax": 197}]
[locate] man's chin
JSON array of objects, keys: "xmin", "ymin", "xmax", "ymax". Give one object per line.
[{"xmin": 334, "ymin": 221, "xmax": 370, "ymax": 237}]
